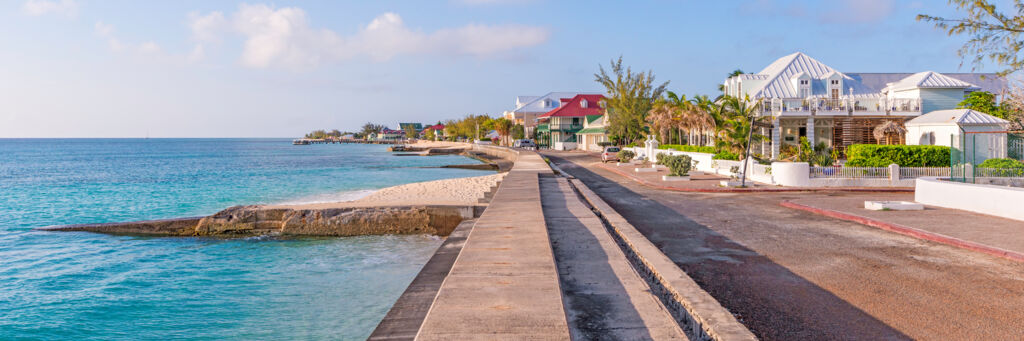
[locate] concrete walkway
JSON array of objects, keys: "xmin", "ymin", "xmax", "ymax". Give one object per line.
[
  {"xmin": 785, "ymin": 193, "xmax": 1024, "ymax": 262},
  {"xmin": 540, "ymin": 176, "xmax": 686, "ymax": 339},
  {"xmin": 415, "ymin": 152, "xmax": 571, "ymax": 340}
]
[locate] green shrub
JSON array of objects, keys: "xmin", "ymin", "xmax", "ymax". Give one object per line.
[
  {"xmin": 661, "ymin": 144, "xmax": 717, "ymax": 154},
  {"xmin": 597, "ymin": 141, "xmax": 613, "ymax": 147},
  {"xmin": 661, "ymin": 154, "xmax": 693, "ymax": 176},
  {"xmin": 712, "ymin": 151, "xmax": 740, "ymax": 160},
  {"xmin": 844, "ymin": 144, "xmax": 950, "ymax": 167},
  {"xmin": 617, "ymin": 149, "xmax": 635, "ymax": 162},
  {"xmin": 978, "ymin": 158, "xmax": 1024, "ymax": 169}
]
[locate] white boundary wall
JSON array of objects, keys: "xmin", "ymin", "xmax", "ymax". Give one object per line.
[{"xmin": 915, "ymin": 177, "xmax": 1024, "ymax": 222}]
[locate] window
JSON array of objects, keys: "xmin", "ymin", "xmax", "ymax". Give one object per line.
[
  {"xmin": 580, "ymin": 99, "xmax": 588, "ymax": 108},
  {"xmin": 800, "ymin": 80, "xmax": 809, "ymax": 85},
  {"xmin": 830, "ymin": 80, "xmax": 839, "ymax": 85}
]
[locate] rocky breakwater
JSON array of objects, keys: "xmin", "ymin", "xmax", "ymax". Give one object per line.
[
  {"xmin": 42, "ymin": 203, "xmax": 485, "ymax": 238},
  {"xmin": 41, "ymin": 173, "xmax": 505, "ymax": 238}
]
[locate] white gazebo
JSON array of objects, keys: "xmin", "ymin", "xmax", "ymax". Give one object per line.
[{"xmin": 905, "ymin": 109, "xmax": 1010, "ymax": 162}]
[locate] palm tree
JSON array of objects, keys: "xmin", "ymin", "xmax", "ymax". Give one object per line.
[
  {"xmin": 716, "ymin": 95, "xmax": 765, "ymax": 156},
  {"xmin": 646, "ymin": 99, "xmax": 676, "ymax": 144}
]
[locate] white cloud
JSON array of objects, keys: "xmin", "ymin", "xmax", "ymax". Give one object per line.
[
  {"xmin": 192, "ymin": 4, "xmax": 549, "ymax": 69},
  {"xmin": 138, "ymin": 41, "xmax": 162, "ymax": 54},
  {"xmin": 22, "ymin": 0, "xmax": 77, "ymax": 16}
]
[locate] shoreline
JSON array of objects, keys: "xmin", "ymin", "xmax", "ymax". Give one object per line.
[{"xmin": 39, "ymin": 142, "xmax": 514, "ymax": 238}]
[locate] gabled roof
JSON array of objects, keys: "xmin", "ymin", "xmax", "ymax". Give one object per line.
[
  {"xmin": 885, "ymin": 71, "xmax": 979, "ymax": 92},
  {"xmin": 905, "ymin": 109, "xmax": 1009, "ymax": 126},
  {"xmin": 751, "ymin": 52, "xmax": 845, "ymax": 98},
  {"xmin": 515, "ymin": 96, "xmax": 539, "ymax": 109},
  {"xmin": 538, "ymin": 94, "xmax": 605, "ymax": 118},
  {"xmin": 513, "ymin": 92, "xmax": 580, "ymax": 114}
]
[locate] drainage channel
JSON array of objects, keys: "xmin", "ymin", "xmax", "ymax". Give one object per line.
[
  {"xmin": 561, "ymin": 177, "xmax": 757, "ymax": 341},
  {"xmin": 540, "ymin": 174, "xmax": 687, "ymax": 340}
]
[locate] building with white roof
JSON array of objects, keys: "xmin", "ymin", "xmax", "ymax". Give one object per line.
[
  {"xmin": 723, "ymin": 52, "xmax": 1006, "ymax": 158},
  {"xmin": 502, "ymin": 92, "xmax": 579, "ymax": 136},
  {"xmin": 906, "ymin": 109, "xmax": 1011, "ymax": 162}
]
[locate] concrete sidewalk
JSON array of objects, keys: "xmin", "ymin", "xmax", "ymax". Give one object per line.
[
  {"xmin": 415, "ymin": 152, "xmax": 571, "ymax": 340},
  {"xmin": 784, "ymin": 193, "xmax": 1024, "ymax": 262}
]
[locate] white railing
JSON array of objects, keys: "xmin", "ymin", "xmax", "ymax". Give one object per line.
[
  {"xmin": 887, "ymin": 98, "xmax": 922, "ymax": 113},
  {"xmin": 810, "ymin": 166, "xmax": 889, "ymax": 178},
  {"xmin": 899, "ymin": 167, "xmax": 951, "ymax": 179}
]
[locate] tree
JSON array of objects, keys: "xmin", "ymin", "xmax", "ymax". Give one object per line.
[
  {"xmin": 492, "ymin": 117, "xmax": 513, "ymax": 146},
  {"xmin": 403, "ymin": 124, "xmax": 417, "ymax": 139},
  {"xmin": 328, "ymin": 129, "xmax": 342, "ymax": 138},
  {"xmin": 361, "ymin": 122, "xmax": 385, "ymax": 137},
  {"xmin": 958, "ymin": 91, "xmax": 1010, "ymax": 119},
  {"xmin": 595, "ymin": 56, "xmax": 668, "ymax": 145},
  {"xmin": 918, "ymin": 0, "xmax": 1024, "ymax": 75},
  {"xmin": 646, "ymin": 98, "xmax": 676, "ymax": 144},
  {"xmin": 424, "ymin": 128, "xmax": 436, "ymax": 140},
  {"xmin": 511, "ymin": 124, "xmax": 525, "ymax": 140},
  {"xmin": 715, "ymin": 96, "xmax": 765, "ymax": 156}
]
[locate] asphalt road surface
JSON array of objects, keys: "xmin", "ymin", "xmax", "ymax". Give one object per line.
[{"xmin": 543, "ymin": 150, "xmax": 1024, "ymax": 340}]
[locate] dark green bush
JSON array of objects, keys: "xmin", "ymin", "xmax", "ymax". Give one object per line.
[
  {"xmin": 844, "ymin": 144, "xmax": 950, "ymax": 167},
  {"xmin": 661, "ymin": 154, "xmax": 693, "ymax": 176},
  {"xmin": 661, "ymin": 144, "xmax": 717, "ymax": 154},
  {"xmin": 978, "ymin": 158, "xmax": 1024, "ymax": 169},
  {"xmin": 617, "ymin": 149, "xmax": 635, "ymax": 162},
  {"xmin": 712, "ymin": 150, "xmax": 740, "ymax": 160},
  {"xmin": 597, "ymin": 141, "xmax": 613, "ymax": 147}
]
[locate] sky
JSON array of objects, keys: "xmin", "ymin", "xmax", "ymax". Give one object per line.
[{"xmin": 0, "ymin": 0, "xmax": 994, "ymax": 137}]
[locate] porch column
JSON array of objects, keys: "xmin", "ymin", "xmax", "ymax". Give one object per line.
[
  {"xmin": 806, "ymin": 117, "xmax": 815, "ymax": 147},
  {"xmin": 760, "ymin": 127, "xmax": 769, "ymax": 156},
  {"xmin": 771, "ymin": 118, "xmax": 781, "ymax": 160}
]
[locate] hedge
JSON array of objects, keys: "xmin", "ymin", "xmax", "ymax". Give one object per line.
[
  {"xmin": 844, "ymin": 144, "xmax": 950, "ymax": 167},
  {"xmin": 661, "ymin": 144, "xmax": 717, "ymax": 154},
  {"xmin": 978, "ymin": 158, "xmax": 1024, "ymax": 169},
  {"xmin": 661, "ymin": 154, "xmax": 693, "ymax": 176},
  {"xmin": 712, "ymin": 150, "xmax": 741, "ymax": 160}
]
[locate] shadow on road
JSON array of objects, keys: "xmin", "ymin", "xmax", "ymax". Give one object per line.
[{"xmin": 544, "ymin": 153, "xmax": 911, "ymax": 340}]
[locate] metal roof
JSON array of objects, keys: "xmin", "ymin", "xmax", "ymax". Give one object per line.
[
  {"xmin": 884, "ymin": 71, "xmax": 978, "ymax": 91},
  {"xmin": 905, "ymin": 109, "xmax": 1010, "ymax": 126},
  {"xmin": 513, "ymin": 92, "xmax": 580, "ymax": 114}
]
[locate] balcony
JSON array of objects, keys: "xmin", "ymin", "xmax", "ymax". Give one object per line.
[
  {"xmin": 550, "ymin": 123, "xmax": 583, "ymax": 131},
  {"xmin": 767, "ymin": 97, "xmax": 922, "ymax": 116}
]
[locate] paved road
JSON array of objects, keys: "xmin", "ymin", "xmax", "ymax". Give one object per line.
[{"xmin": 543, "ymin": 151, "xmax": 1024, "ymax": 340}]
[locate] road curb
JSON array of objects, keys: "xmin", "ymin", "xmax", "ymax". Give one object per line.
[
  {"xmin": 780, "ymin": 201, "xmax": 1024, "ymax": 263},
  {"xmin": 598, "ymin": 163, "xmax": 914, "ymax": 193}
]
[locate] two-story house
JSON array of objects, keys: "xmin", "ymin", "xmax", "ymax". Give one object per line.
[
  {"xmin": 723, "ymin": 52, "xmax": 1005, "ymax": 158},
  {"xmin": 503, "ymin": 92, "xmax": 579, "ymax": 137},
  {"xmin": 535, "ymin": 94, "xmax": 606, "ymax": 151}
]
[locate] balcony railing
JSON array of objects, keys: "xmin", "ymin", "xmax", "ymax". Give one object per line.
[
  {"xmin": 766, "ymin": 97, "xmax": 922, "ymax": 115},
  {"xmin": 550, "ymin": 123, "xmax": 583, "ymax": 131}
]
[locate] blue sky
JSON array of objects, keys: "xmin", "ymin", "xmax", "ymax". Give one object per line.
[{"xmin": 0, "ymin": 0, "xmax": 988, "ymax": 137}]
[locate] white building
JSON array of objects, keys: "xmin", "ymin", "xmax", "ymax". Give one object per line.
[
  {"xmin": 906, "ymin": 109, "xmax": 1011, "ymax": 163},
  {"xmin": 503, "ymin": 92, "xmax": 579, "ymax": 137},
  {"xmin": 723, "ymin": 52, "xmax": 1005, "ymax": 158}
]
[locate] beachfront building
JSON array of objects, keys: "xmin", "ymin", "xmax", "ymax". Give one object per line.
[
  {"xmin": 422, "ymin": 124, "xmax": 445, "ymax": 140},
  {"xmin": 905, "ymin": 109, "xmax": 1012, "ymax": 163},
  {"xmin": 535, "ymin": 94, "xmax": 606, "ymax": 151},
  {"xmin": 723, "ymin": 52, "xmax": 1005, "ymax": 158},
  {"xmin": 503, "ymin": 92, "xmax": 579, "ymax": 137},
  {"xmin": 379, "ymin": 128, "xmax": 405, "ymax": 140},
  {"xmin": 576, "ymin": 110, "xmax": 610, "ymax": 152}
]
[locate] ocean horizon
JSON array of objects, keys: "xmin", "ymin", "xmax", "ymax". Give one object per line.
[{"xmin": 0, "ymin": 138, "xmax": 489, "ymax": 340}]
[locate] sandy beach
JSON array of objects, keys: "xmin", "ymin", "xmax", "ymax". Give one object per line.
[{"xmin": 270, "ymin": 173, "xmax": 505, "ymax": 209}]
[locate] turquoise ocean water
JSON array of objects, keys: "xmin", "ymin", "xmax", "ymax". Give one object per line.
[{"xmin": 0, "ymin": 139, "xmax": 490, "ymax": 340}]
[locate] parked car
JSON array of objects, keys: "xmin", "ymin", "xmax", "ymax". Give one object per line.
[
  {"xmin": 513, "ymin": 139, "xmax": 536, "ymax": 149},
  {"xmin": 601, "ymin": 146, "xmax": 621, "ymax": 163}
]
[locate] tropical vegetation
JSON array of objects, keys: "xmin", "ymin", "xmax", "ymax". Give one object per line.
[
  {"xmin": 594, "ymin": 57, "xmax": 668, "ymax": 145},
  {"xmin": 844, "ymin": 144, "xmax": 951, "ymax": 167},
  {"xmin": 661, "ymin": 154, "xmax": 693, "ymax": 176}
]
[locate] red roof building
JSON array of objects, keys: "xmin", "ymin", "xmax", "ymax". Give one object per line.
[{"xmin": 537, "ymin": 94, "xmax": 605, "ymax": 118}]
